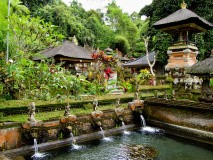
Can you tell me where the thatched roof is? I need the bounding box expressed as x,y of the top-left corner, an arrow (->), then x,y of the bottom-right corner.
33,40 -> 93,61
121,51 -> 155,67
153,8 -> 213,31
186,55 -> 213,76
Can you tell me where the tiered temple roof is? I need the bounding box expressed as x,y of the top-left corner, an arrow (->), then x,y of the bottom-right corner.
153,7 -> 213,32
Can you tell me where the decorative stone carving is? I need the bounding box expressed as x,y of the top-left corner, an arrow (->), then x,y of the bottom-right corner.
93,99 -> 98,111
135,88 -> 140,100
154,90 -> 158,98
174,78 -> 179,85
91,99 -> 103,127
114,98 -> 124,117
28,102 -> 36,122
164,90 -> 168,100
184,58 -> 189,62
174,72 -> 180,78
174,56 -> 182,60
128,102 -> 135,111
116,97 -> 120,108
185,77 -> 193,90
167,50 -> 172,56
64,102 -> 71,116
172,90 -> 176,100
183,48 -> 191,55
61,102 -> 77,123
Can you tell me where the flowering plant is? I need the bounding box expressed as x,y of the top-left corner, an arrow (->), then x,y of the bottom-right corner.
91,51 -> 118,67
119,79 -> 133,93
104,68 -> 114,79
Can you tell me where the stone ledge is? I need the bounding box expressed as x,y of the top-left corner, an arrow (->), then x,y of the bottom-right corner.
0,124 -> 138,157
147,120 -> 213,146
145,98 -> 213,111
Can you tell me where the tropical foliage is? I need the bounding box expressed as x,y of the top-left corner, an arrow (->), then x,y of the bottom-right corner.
8,14 -> 63,61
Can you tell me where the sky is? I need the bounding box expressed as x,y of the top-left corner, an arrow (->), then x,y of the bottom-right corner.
62,0 -> 152,18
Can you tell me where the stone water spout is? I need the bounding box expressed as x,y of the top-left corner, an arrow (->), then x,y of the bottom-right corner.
90,99 -> 103,127
114,98 -> 124,122
61,102 -> 77,123
22,102 -> 42,129
128,87 -> 144,111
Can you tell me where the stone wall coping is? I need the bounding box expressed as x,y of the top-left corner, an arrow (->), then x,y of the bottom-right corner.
147,120 -> 213,146
145,97 -> 213,111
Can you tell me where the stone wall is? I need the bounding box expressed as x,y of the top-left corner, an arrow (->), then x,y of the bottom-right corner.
0,127 -> 22,151
144,97 -> 213,144
144,97 -> 213,132
0,108 -> 140,152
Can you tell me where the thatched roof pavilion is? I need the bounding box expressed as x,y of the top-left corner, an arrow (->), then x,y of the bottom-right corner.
121,51 -> 164,75
186,54 -> 213,77
33,40 -> 94,75
33,40 -> 93,63
122,51 -> 156,68
187,50 -> 213,102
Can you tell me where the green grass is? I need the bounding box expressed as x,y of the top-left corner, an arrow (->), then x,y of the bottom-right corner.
0,93 -> 134,109
141,92 -> 166,98
139,84 -> 170,91
0,103 -> 129,123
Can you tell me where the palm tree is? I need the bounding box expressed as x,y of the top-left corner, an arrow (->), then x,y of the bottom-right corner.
10,0 -> 30,15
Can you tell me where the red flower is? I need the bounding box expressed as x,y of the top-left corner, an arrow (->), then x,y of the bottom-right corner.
124,87 -> 127,92
104,68 -> 114,79
76,73 -> 79,77
150,79 -> 153,86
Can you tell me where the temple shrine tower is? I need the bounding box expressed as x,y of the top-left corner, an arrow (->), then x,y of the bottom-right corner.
153,2 -> 213,80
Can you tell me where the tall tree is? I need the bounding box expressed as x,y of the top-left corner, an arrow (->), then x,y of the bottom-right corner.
20,0 -> 59,13
0,0 -> 8,66
143,36 -> 157,85
106,1 -> 138,54
10,0 -> 30,14
8,14 -> 63,60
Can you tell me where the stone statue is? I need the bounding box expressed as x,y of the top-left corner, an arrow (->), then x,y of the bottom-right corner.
116,97 -> 120,108
64,101 -> 71,116
155,90 -> 158,98
135,88 -> 140,100
93,99 -> 98,111
164,90 -> 168,100
172,90 -> 176,100
28,102 -> 36,122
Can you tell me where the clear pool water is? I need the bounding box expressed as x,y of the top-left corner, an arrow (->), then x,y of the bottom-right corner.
25,127 -> 213,160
